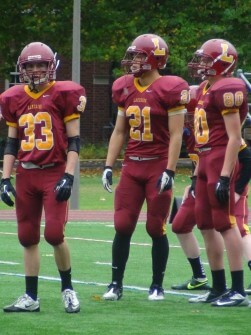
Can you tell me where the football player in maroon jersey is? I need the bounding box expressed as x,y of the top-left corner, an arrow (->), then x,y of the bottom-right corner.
171,86 -> 251,293
0,42 -> 86,313
186,39 -> 249,307
101,33 -> 190,301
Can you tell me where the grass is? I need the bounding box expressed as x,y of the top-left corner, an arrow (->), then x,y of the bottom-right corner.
0,168 -> 251,334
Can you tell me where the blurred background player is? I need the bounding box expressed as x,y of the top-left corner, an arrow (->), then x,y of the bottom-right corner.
0,42 -> 86,313
101,33 -> 189,301
171,85 -> 210,291
186,38 -> 249,307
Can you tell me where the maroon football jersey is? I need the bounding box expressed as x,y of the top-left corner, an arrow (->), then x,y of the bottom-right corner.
194,77 -> 248,150
183,86 -> 199,165
0,81 -> 86,165
112,74 -> 189,158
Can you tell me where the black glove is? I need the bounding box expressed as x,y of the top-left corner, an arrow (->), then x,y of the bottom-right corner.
189,176 -> 197,198
157,169 -> 175,194
102,166 -> 113,193
215,176 -> 230,205
54,173 -> 74,202
0,178 -> 16,207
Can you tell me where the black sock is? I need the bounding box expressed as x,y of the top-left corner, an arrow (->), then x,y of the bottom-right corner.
151,235 -> 169,287
231,270 -> 245,296
25,276 -> 38,300
188,257 -> 206,279
59,268 -> 73,292
111,233 -> 131,286
211,269 -> 227,293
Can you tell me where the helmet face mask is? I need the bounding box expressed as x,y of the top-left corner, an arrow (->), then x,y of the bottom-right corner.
121,34 -> 169,77
24,62 -> 50,86
188,39 -> 237,79
17,42 -> 58,89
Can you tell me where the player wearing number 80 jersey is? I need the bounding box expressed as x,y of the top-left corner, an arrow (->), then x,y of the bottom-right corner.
0,42 -> 86,313
102,33 -> 189,301
187,38 -> 249,307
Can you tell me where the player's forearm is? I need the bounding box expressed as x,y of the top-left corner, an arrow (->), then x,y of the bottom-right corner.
65,151 -> 79,175
166,132 -> 183,171
221,137 -> 241,177
2,155 -> 16,178
105,131 -> 125,167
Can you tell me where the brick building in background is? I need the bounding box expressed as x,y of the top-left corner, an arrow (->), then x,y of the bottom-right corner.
0,58 -> 115,148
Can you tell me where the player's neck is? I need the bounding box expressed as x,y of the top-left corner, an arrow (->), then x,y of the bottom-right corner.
207,75 -> 226,87
138,71 -> 161,87
28,82 -> 50,93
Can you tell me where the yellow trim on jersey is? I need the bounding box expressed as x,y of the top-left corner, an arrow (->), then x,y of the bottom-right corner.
229,214 -> 237,227
6,121 -> 18,128
188,153 -> 199,165
64,113 -> 80,123
239,138 -> 247,151
134,78 -> 151,92
118,108 -> 125,117
168,105 -> 186,115
221,108 -> 238,116
24,81 -> 56,99
244,223 -> 250,234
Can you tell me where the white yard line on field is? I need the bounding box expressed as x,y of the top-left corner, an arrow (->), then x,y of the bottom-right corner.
0,231 -> 206,250
0,271 -> 198,298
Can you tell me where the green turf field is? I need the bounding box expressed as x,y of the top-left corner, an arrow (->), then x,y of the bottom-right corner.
0,172 -> 251,334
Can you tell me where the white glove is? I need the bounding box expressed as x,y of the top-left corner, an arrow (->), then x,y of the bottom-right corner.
157,169 -> 175,194
102,166 -> 113,193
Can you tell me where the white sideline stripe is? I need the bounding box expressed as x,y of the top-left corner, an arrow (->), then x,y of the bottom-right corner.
0,231 -> 206,250
0,261 -> 20,265
0,272 -> 197,298
95,262 -> 111,265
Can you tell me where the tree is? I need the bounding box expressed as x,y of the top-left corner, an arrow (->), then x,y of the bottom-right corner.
0,0 -> 250,80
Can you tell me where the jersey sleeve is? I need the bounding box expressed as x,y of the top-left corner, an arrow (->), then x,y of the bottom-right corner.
212,78 -> 247,116
112,75 -> 133,108
0,86 -> 24,126
158,76 -> 190,113
54,81 -> 87,122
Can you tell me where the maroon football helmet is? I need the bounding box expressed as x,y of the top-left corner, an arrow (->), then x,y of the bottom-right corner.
18,42 -> 57,85
121,34 -> 169,77
188,39 -> 237,78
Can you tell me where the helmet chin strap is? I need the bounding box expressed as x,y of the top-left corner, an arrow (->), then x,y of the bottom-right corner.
28,74 -> 48,92
29,80 -> 39,93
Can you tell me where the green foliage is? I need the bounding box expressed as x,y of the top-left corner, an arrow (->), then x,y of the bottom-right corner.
0,1 -> 250,79
79,143 -> 108,159
79,143 -> 124,159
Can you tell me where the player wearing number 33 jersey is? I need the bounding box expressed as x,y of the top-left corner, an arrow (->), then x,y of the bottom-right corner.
0,42 -> 86,313
0,80 -> 85,165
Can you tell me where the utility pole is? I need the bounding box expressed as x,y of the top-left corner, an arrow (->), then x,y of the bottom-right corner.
70,0 -> 81,209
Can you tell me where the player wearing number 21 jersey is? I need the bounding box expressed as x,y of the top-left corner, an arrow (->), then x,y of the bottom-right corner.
102,33 -> 189,301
